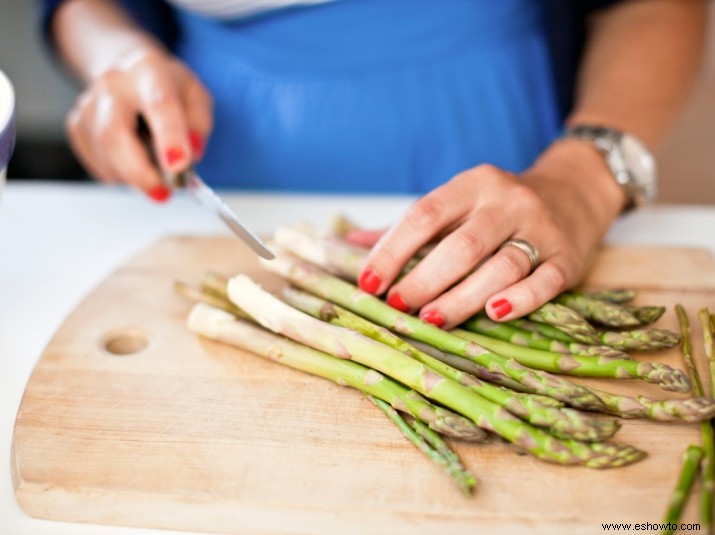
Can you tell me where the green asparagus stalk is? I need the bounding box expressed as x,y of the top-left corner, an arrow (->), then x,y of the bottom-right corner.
528,303 -> 601,344
411,340 -> 715,423
555,292 -> 641,328
586,288 -> 637,304
624,305 -> 667,325
283,285 -> 619,442
330,213 -> 362,238
589,387 -> 715,422
367,395 -> 477,496
229,274 -> 644,468
175,280 -> 245,317
462,315 -> 632,359
661,445 -> 705,535
597,328 -> 681,351
261,251 -> 608,412
451,328 -> 691,393
202,270 -> 231,300
509,318 -> 578,343
699,308 -> 714,397
187,303 -> 485,441
676,304 -> 714,532
698,308 -> 715,534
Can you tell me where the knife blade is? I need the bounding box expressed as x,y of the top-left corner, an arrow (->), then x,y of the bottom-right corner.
176,169 -> 275,260
136,117 -> 273,260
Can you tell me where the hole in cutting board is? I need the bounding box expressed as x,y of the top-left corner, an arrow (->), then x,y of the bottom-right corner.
102,327 -> 149,356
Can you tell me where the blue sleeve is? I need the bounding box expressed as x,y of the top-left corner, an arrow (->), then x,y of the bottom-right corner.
39,0 -> 178,52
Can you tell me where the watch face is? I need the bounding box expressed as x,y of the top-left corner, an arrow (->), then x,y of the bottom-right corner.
621,134 -> 657,200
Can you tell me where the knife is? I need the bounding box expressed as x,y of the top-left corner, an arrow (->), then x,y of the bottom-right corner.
173,168 -> 275,260
137,118 -> 274,260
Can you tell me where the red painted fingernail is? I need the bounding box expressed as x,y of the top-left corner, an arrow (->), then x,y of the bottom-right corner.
165,146 -> 185,167
189,131 -> 204,159
358,269 -> 381,294
387,293 -> 409,312
491,298 -> 512,319
147,185 -> 171,203
421,310 -> 445,328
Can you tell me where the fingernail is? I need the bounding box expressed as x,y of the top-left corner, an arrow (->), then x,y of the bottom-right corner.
358,269 -> 381,294
189,131 -> 204,159
491,298 -> 512,319
387,293 -> 409,312
165,146 -> 185,168
421,310 -> 445,328
147,185 -> 171,203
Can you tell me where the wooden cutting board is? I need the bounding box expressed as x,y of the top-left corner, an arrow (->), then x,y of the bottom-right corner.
11,237 -> 715,535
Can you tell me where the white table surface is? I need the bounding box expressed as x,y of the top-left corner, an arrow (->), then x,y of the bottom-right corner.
1,181 -> 714,535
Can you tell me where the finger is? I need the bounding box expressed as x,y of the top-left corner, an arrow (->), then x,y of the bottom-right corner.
65,98 -> 118,183
344,229 -> 385,248
136,70 -> 191,173
103,122 -> 169,200
484,258 -> 574,322
183,76 -> 213,161
358,181 -> 473,295
416,238 -> 539,329
384,208 -> 512,313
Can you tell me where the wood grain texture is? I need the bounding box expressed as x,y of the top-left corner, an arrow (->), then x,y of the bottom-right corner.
11,238 -> 715,535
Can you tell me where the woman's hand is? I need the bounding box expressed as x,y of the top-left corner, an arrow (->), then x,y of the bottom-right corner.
65,47 -> 213,201
356,140 -> 627,328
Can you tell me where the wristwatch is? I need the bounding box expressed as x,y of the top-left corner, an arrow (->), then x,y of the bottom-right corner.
561,125 -> 657,211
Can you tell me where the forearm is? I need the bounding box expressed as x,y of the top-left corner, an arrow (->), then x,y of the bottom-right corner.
52,0 -> 167,82
568,0 -> 708,150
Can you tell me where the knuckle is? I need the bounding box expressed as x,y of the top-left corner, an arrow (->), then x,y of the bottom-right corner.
451,229 -> 486,264
511,184 -> 544,213
497,249 -> 528,280
540,262 -> 569,293
405,196 -> 445,232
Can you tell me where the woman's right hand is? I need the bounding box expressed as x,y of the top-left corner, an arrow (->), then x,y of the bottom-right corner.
65,47 -> 213,201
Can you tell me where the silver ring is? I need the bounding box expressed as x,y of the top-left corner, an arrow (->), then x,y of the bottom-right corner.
499,239 -> 539,272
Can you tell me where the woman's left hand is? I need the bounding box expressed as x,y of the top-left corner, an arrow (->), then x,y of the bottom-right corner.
355,140 -> 627,328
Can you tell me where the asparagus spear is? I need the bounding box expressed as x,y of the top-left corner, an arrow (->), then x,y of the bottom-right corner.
261,251 -> 608,411
283,285 -> 618,442
676,304 -> 714,532
228,274 -> 644,468
368,395 -> 477,496
699,308 -> 715,397
452,328 -> 691,393
463,315 -> 632,360
330,213 -> 362,238
412,340 -> 715,423
598,328 -> 681,351
661,445 -> 705,535
187,303 -> 485,441
624,305 -> 667,325
586,288 -> 637,304
509,318 -> 578,343
555,292 -> 641,328
528,303 -> 601,344
700,308 -> 715,535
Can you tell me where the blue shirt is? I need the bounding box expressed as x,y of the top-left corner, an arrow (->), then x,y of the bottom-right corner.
40,0 -> 621,193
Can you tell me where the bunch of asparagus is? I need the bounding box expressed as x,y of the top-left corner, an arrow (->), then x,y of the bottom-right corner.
177,221 -> 715,496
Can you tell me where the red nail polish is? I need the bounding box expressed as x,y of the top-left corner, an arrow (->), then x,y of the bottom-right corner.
491,299 -> 512,319
387,293 -> 409,312
358,269 -> 381,294
147,185 -> 171,203
421,310 -> 445,328
189,131 -> 204,159
165,146 -> 185,167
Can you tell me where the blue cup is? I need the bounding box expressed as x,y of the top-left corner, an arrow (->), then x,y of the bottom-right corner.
0,70 -> 17,204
